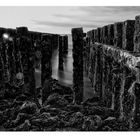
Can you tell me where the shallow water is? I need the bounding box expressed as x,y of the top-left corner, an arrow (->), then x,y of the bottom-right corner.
51,44 -> 97,101
34,43 -> 97,101
51,45 -> 73,85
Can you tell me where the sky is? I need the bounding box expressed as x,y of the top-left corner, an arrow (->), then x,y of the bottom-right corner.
0,6 -> 140,34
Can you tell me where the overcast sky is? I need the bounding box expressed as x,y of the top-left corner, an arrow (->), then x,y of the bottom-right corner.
0,6 -> 140,34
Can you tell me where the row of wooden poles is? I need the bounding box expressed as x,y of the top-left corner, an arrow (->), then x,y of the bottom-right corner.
0,26 -> 68,103
77,15 -> 140,129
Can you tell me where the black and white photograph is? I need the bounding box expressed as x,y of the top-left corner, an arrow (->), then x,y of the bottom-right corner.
0,1 -> 140,135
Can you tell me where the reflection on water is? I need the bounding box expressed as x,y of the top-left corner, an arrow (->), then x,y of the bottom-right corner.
35,43 -> 97,101
51,44 -> 73,85
51,44 -> 97,101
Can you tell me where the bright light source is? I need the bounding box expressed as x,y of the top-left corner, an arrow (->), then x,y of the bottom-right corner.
3,33 -> 9,40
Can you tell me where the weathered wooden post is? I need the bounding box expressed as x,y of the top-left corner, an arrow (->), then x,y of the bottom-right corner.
41,34 -> 52,84
133,15 -> 140,128
58,35 -> 64,70
122,20 -> 135,51
101,25 -> 113,107
92,28 -> 103,98
134,15 -> 140,52
102,26 -> 108,44
114,22 -> 123,48
97,28 -> 101,43
111,22 -> 123,117
16,27 -> 35,95
107,24 -> 114,45
72,28 -> 84,104
94,29 -> 98,43
41,34 -> 52,103
121,20 -> 136,123
0,44 -> 5,91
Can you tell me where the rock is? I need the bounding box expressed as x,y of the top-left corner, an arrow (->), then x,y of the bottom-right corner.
83,106 -> 115,119
31,115 -> 59,129
101,126 -> 113,131
0,125 -> 5,131
0,99 -> 12,111
65,104 -> 83,112
0,111 -> 7,126
68,112 -> 84,129
82,115 -> 102,131
56,127 -> 80,131
82,116 -> 95,131
0,89 -> 5,100
40,107 -> 62,116
14,120 -> 31,131
32,112 -> 51,120
101,117 -> 129,131
3,84 -> 21,99
44,93 -> 68,107
93,115 -> 102,129
62,95 -> 73,103
82,97 -> 100,106
44,93 -> 60,105
104,117 -> 116,124
7,106 -> 21,120
19,101 -> 38,114
4,113 -> 32,128
15,95 -> 28,102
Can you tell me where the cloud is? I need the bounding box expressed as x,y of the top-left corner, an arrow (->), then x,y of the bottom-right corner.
79,6 -> 140,15
32,6 -> 140,33
32,20 -> 98,28
107,6 -> 140,13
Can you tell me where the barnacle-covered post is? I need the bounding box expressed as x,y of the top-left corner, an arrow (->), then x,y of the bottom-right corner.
41,34 -> 52,84
114,22 -> 123,48
118,20 -> 135,122
0,42 -> 5,90
101,25 -> 114,107
112,22 -> 123,117
122,20 -> 135,51
72,28 -> 84,104
134,15 -> 140,52
102,26 -> 108,44
16,27 -> 35,95
41,34 -> 52,103
133,15 -> 140,128
107,24 -> 114,45
93,28 -> 103,98
97,28 -> 101,43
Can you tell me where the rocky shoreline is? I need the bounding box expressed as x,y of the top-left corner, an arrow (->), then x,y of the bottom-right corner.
0,78 -> 135,131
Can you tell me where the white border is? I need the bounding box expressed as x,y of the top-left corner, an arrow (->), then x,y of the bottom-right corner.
0,0 -> 140,140
0,0 -> 140,6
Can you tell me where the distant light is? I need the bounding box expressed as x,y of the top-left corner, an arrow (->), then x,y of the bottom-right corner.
3,33 -> 9,40
9,37 -> 13,41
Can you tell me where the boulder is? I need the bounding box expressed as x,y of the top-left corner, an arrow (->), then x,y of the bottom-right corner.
19,101 -> 38,114
44,93 -> 68,107
68,112 -> 84,129
14,120 -> 31,131
82,116 -> 95,131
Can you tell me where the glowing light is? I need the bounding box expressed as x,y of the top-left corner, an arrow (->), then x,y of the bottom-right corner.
3,33 -> 9,40
9,37 -> 13,41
